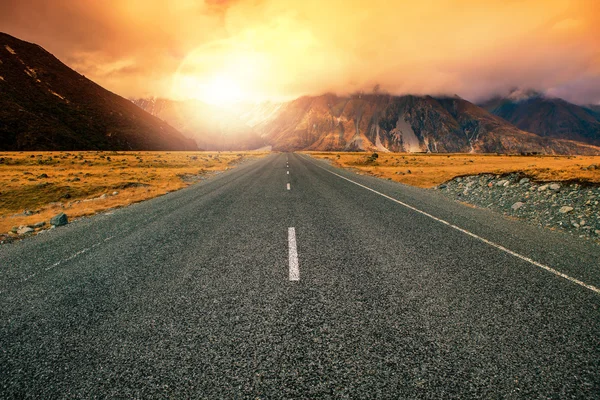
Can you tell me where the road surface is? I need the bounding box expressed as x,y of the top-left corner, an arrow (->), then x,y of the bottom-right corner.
1,153 -> 599,398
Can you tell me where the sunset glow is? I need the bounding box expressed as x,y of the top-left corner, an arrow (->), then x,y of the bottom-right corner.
202,76 -> 243,105
1,0 -> 599,104
172,74 -> 244,105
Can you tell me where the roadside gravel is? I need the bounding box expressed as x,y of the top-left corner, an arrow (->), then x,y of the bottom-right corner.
437,173 -> 600,243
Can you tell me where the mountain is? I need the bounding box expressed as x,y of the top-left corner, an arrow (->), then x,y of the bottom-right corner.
132,98 -> 268,151
254,93 -> 600,154
585,104 -> 600,117
0,32 -> 197,151
480,90 -> 600,146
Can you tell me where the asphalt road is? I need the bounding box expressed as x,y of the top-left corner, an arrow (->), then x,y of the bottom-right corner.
1,153 -> 599,398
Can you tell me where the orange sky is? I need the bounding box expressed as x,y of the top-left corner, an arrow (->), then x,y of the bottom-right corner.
1,0 -> 599,104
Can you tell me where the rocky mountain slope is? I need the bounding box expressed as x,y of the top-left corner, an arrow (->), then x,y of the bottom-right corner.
0,32 -> 197,151
587,104 -> 600,115
480,90 -> 600,146
255,93 -> 600,154
132,98 -> 267,151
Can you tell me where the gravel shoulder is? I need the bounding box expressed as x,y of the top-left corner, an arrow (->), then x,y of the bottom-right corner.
436,173 -> 600,243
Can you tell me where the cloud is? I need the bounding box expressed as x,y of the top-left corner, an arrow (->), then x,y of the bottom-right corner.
1,0 -> 599,104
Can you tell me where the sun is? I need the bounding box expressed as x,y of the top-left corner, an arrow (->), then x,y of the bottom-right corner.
200,76 -> 244,106
171,74 -> 244,106
171,42 -> 267,105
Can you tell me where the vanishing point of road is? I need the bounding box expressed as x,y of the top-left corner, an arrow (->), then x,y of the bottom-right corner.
1,153 -> 599,398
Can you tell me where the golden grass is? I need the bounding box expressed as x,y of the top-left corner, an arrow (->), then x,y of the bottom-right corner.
0,151 -> 268,236
305,152 -> 600,188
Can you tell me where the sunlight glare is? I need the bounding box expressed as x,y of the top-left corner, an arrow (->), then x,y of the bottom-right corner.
200,76 -> 243,106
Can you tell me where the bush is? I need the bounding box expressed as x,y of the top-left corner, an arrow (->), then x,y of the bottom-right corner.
365,152 -> 379,163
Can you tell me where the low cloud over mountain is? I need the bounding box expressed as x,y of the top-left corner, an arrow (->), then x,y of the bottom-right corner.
480,90 -> 600,146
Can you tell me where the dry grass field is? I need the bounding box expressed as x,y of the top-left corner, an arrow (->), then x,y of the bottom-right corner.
306,152 -> 600,188
4,150 -> 600,239
0,151 -> 267,236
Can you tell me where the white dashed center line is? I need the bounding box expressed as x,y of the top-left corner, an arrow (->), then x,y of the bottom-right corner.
287,183 -> 291,190
288,227 -> 299,281
287,171 -> 289,175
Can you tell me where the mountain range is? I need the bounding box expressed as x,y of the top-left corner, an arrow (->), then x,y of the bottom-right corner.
130,98 -> 268,151
0,32 -> 196,151
251,93 -> 600,154
480,89 -> 600,146
134,93 -> 600,155
1,31 -> 600,155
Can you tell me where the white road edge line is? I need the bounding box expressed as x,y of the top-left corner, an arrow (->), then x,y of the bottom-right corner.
304,156 -> 600,295
18,236 -> 116,285
288,227 -> 299,281
287,183 -> 291,190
